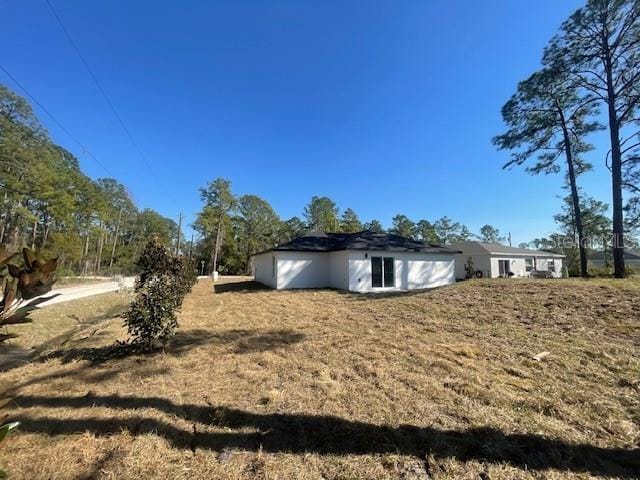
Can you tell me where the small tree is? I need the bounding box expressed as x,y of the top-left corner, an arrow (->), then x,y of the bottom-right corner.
123,239 -> 196,351
464,257 -> 476,279
125,276 -> 179,350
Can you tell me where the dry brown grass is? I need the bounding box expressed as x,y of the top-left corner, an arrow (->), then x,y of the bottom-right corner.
0,293 -> 128,371
1,278 -> 639,479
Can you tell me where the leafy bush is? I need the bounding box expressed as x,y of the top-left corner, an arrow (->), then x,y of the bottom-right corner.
123,239 -> 197,350
124,276 -> 179,350
464,256 -> 475,279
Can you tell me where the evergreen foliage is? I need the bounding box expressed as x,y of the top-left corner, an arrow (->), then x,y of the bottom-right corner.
123,239 -> 196,350
0,84 -> 180,275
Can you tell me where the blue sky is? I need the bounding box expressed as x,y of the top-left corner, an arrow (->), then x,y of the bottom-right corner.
1,0 -> 612,244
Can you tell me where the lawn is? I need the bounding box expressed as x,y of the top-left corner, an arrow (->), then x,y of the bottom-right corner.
1,278 -> 639,479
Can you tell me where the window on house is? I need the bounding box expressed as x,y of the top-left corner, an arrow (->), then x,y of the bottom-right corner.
548,259 -> 556,272
371,256 -> 395,288
271,256 -> 276,277
525,258 -> 533,272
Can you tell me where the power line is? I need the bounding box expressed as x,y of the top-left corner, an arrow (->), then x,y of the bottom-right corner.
0,63 -> 114,177
44,0 -> 163,182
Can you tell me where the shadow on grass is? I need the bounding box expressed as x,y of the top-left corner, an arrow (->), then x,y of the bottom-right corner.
9,394 -> 639,477
337,283 -> 457,301
213,281 -> 269,294
39,328 -> 305,364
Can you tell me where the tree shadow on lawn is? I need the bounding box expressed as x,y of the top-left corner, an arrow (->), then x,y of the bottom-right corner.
213,281 -> 269,294
9,393 -> 639,478
38,328 -> 305,364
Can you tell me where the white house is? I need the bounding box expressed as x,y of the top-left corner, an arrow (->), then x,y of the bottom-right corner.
451,241 -> 565,279
252,231 -> 460,292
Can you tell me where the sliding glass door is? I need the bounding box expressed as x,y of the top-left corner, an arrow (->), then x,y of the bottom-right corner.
498,259 -> 511,277
371,256 -> 395,288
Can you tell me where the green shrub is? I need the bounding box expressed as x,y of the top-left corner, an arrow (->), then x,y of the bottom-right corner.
123,239 -> 197,350
124,276 -> 178,350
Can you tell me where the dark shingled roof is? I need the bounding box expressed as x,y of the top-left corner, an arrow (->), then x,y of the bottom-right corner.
254,231 -> 461,255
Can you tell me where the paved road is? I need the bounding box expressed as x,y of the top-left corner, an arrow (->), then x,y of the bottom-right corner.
39,277 -> 135,307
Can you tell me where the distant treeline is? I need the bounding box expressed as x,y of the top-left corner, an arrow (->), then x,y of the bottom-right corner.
0,84 -> 179,275
191,178 -> 522,276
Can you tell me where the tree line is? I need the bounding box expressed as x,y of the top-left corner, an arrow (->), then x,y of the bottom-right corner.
193,179 -> 512,275
0,84 -> 180,275
494,0 -> 640,278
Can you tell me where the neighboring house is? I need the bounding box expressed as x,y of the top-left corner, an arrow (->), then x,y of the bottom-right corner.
451,241 -> 565,279
252,231 -> 460,292
589,250 -> 640,269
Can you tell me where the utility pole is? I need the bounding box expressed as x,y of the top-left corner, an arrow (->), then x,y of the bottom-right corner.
188,233 -> 194,259
508,232 -> 512,247
176,212 -> 183,255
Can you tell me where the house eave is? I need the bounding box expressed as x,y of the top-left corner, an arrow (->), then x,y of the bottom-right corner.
253,247 -> 461,256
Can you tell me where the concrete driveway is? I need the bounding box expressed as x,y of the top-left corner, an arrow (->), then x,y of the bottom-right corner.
39,277 -> 135,307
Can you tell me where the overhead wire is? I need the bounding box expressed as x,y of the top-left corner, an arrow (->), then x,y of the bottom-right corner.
0,63 -> 114,177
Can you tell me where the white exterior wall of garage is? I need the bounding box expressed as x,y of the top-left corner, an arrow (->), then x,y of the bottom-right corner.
454,253 -> 563,279
253,250 -> 456,292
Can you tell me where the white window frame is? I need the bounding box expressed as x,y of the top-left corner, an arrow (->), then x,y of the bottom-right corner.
525,258 -> 534,272
548,259 -> 556,272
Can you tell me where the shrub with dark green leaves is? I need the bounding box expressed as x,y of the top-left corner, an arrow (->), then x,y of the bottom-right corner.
123,239 -> 197,350
173,255 -> 198,303
124,276 -> 178,350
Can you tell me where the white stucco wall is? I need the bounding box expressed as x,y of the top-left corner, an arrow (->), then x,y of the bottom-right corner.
455,254 -> 491,279
489,256 -> 563,278
455,254 -> 563,279
253,252 -> 276,288
490,257 -> 527,278
276,251 -> 330,289
348,251 -> 456,292
328,251 -> 350,290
